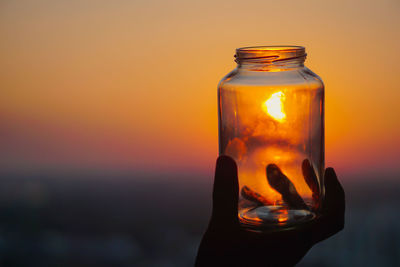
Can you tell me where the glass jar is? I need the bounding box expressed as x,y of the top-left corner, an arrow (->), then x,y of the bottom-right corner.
218,46 -> 324,231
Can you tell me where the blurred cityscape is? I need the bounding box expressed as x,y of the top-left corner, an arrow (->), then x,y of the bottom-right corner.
0,171 -> 398,266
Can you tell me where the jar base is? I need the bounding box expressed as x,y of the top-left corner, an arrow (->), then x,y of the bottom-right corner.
238,205 -> 316,232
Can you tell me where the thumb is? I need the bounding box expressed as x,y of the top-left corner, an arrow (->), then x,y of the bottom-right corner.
210,155 -> 239,229
323,167 -> 345,220
312,167 -> 345,243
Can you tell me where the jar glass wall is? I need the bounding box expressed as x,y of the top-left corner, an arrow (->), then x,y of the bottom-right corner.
218,46 -> 325,231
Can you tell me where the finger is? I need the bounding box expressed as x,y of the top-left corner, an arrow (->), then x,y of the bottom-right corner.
302,159 -> 320,198
266,164 -> 308,210
312,167 -> 345,243
241,185 -> 273,206
302,159 -> 320,209
210,155 -> 239,229
323,168 -> 345,218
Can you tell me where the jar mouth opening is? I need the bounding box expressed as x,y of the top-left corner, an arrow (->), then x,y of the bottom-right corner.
235,46 -> 306,63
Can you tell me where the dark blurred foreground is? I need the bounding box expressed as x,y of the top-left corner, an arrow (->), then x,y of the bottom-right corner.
0,171 -> 399,266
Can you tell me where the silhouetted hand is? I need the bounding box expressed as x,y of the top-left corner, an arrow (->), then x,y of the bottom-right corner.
196,156 -> 345,267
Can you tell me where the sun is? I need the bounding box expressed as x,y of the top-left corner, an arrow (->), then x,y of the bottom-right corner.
262,91 -> 286,122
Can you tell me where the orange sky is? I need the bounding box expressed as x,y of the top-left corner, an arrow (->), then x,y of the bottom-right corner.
1,0 -> 399,178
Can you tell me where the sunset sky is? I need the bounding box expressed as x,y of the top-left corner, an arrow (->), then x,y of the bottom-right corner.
1,0 -> 399,179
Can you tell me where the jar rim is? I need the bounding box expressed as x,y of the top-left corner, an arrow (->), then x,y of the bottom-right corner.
237,45 -> 305,52
235,46 -> 306,63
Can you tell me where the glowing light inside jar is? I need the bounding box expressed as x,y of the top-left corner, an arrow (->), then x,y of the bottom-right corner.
262,91 -> 286,122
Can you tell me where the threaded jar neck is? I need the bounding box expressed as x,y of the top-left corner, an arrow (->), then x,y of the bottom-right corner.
235,46 -> 306,69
